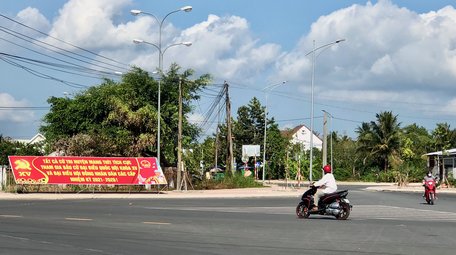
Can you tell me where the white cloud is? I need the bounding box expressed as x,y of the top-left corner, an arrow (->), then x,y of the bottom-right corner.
0,93 -> 34,122
40,0 -> 282,81
46,0 -> 134,50
442,98 -> 456,116
370,54 -> 395,75
134,14 -> 282,80
278,0 -> 456,94
16,7 -> 50,32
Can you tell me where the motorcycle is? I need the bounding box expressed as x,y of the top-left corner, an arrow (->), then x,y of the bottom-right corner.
423,179 -> 437,205
296,185 -> 352,220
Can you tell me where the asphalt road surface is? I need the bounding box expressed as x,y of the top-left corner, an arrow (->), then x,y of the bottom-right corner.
1,186 -> 456,255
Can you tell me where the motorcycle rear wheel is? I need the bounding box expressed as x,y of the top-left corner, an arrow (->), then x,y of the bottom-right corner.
296,202 -> 310,219
335,203 -> 350,220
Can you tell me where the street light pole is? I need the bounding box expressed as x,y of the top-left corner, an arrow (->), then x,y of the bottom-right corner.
305,39 -> 345,182
262,81 -> 287,183
131,6 -> 192,169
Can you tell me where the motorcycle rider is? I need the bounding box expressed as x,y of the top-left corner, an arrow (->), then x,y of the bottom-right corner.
422,172 -> 437,198
312,164 -> 337,211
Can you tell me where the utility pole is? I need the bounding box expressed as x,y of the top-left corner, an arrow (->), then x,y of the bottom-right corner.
322,110 -> 328,167
225,81 -> 234,174
177,78 -> 183,190
215,102 -> 222,170
215,123 -> 219,170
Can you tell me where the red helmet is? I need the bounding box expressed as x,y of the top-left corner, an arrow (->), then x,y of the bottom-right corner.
323,164 -> 332,174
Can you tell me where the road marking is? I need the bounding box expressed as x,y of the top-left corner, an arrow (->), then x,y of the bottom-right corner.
143,221 -> 171,225
351,205 -> 456,222
65,217 -> 93,221
145,205 -> 456,222
1,234 -> 29,241
0,214 -> 23,218
84,248 -> 104,253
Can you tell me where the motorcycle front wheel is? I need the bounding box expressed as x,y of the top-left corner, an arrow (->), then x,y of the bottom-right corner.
335,203 -> 351,220
296,202 -> 310,219
429,193 -> 435,205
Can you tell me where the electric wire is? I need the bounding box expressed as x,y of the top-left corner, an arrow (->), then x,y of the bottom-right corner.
0,13 -> 129,70
0,28 -> 125,75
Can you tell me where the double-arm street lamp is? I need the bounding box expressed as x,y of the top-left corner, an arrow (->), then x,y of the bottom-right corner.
131,6 -> 192,165
262,81 -> 287,183
305,39 -> 345,182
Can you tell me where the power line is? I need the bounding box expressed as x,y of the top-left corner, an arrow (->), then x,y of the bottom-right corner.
0,55 -> 88,88
0,13 -> 130,89
0,13 -> 129,69
0,106 -> 49,110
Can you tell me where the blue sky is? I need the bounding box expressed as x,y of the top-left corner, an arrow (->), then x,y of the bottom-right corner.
1,0 -> 456,141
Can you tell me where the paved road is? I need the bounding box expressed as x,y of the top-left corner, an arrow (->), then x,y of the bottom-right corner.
1,186 -> 456,255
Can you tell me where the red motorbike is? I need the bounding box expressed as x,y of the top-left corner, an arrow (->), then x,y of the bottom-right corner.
423,179 -> 437,205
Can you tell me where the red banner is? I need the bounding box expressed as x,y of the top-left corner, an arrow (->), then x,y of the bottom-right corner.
8,156 -> 167,185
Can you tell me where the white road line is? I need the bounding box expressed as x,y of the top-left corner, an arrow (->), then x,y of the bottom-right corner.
65,217 -> 93,221
145,205 -> 456,222
0,234 -> 29,241
84,248 -> 104,253
143,221 -> 171,225
351,205 -> 456,222
0,214 -> 23,218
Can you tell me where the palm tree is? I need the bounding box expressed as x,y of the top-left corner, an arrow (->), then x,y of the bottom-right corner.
356,111 -> 401,172
431,123 -> 454,152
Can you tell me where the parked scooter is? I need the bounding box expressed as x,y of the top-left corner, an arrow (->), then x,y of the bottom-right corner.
296,185 -> 352,220
423,179 -> 437,205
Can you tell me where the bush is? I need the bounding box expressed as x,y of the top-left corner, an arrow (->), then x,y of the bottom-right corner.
333,167 -> 352,181
196,172 -> 263,189
447,176 -> 456,187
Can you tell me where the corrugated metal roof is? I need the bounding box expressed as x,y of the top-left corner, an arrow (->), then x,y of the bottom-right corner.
425,148 -> 456,156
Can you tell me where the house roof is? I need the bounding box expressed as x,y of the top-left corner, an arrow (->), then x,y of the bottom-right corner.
14,133 -> 45,145
425,148 -> 456,156
281,124 -> 322,141
281,124 -> 306,139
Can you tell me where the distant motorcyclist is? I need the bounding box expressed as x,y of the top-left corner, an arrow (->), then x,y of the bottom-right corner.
422,172 -> 437,184
422,172 -> 437,197
312,164 -> 337,211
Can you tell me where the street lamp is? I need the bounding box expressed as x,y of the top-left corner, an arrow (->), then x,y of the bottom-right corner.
131,6 -> 192,169
262,81 -> 287,183
305,39 -> 345,182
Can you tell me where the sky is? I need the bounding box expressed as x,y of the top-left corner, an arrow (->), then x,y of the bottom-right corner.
1,0 -> 456,141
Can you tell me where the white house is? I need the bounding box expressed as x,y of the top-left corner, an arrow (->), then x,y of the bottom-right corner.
282,124 -> 323,150
425,148 -> 456,181
16,133 -> 46,145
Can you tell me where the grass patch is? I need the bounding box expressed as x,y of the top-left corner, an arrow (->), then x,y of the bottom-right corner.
196,172 -> 264,190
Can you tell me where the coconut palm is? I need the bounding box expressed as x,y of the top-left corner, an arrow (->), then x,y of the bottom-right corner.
356,111 -> 401,172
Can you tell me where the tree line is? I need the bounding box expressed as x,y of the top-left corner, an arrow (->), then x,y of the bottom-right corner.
2,67 -> 456,184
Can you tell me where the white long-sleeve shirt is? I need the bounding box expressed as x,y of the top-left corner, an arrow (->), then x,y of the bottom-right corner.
314,173 -> 337,194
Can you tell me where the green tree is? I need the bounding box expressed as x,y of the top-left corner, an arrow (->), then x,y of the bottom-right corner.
0,135 -> 44,166
210,97 -> 287,179
264,119 -> 288,179
330,132 -> 358,180
233,97 -> 265,148
401,124 -> 431,162
431,123 -> 455,152
356,111 -> 401,172
232,98 -> 265,168
41,66 -> 211,167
